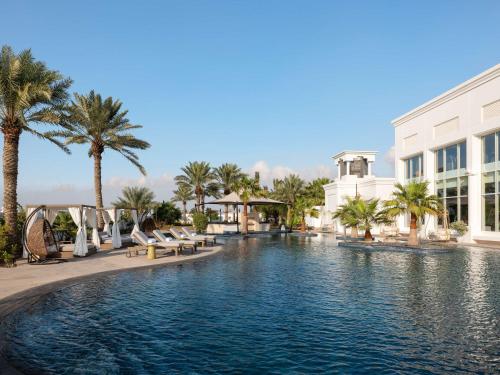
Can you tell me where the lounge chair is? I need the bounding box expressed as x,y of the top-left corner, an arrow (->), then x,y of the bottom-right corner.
131,230 -> 183,257
152,230 -> 197,253
169,227 -> 206,247
181,227 -> 216,245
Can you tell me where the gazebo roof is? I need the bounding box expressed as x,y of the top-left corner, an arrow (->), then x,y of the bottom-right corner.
206,192 -> 284,206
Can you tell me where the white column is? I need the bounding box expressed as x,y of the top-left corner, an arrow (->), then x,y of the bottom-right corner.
337,162 -> 341,179
346,161 -> 351,175
367,162 -> 372,176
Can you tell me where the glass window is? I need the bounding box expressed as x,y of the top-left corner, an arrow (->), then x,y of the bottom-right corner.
483,172 -> 495,194
459,142 -> 466,169
459,177 -> 468,196
446,144 -> 457,172
436,149 -> 444,173
483,195 -> 496,231
484,133 -> 495,164
446,198 -> 458,224
446,178 -> 457,197
404,154 -> 423,180
411,156 -> 420,178
436,180 -> 444,198
460,197 -> 468,224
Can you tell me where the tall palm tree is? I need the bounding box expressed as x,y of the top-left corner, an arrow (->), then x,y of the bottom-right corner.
0,46 -> 72,252
213,163 -> 245,221
175,161 -> 216,212
275,174 -> 305,230
171,184 -> 194,223
60,91 -> 150,228
112,186 -> 155,223
333,195 -> 362,238
304,177 -> 332,206
235,176 -> 261,235
384,181 -> 441,246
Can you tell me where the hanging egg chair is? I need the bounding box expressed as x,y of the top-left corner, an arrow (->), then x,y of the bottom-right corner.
26,218 -> 60,260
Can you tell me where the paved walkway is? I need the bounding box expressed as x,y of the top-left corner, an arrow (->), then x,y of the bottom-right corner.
0,245 -> 223,302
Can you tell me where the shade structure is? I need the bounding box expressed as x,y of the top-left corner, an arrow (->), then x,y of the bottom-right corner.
206,192 -> 284,206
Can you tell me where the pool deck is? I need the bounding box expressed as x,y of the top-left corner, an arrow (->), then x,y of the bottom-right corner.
0,245 -> 223,303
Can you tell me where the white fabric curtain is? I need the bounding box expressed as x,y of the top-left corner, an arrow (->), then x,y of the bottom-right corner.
68,207 -> 88,256
23,207 -> 42,258
44,208 -> 59,225
130,209 -> 140,239
107,208 -> 122,248
102,210 -> 111,236
85,208 -> 100,249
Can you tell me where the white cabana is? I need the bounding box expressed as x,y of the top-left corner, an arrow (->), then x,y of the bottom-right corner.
68,206 -> 88,257
85,207 -> 100,249
130,209 -> 140,240
102,210 -> 112,236
23,204 -> 97,259
107,208 -> 123,249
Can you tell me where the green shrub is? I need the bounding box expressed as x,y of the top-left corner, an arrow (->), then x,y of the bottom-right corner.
192,212 -> 209,233
155,201 -> 182,226
450,220 -> 468,236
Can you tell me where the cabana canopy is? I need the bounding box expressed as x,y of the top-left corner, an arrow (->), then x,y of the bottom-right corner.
206,192 -> 284,206
24,204 -> 97,258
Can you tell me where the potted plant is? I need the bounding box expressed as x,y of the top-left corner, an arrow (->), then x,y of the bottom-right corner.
450,220 -> 468,242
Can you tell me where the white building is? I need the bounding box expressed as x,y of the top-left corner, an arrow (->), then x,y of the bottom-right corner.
392,63 -> 500,244
324,151 -> 395,234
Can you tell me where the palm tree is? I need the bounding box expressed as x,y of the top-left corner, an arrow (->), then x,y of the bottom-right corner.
0,46 -> 72,252
175,161 -> 216,212
275,174 -> 305,230
112,186 -> 155,223
304,177 -> 332,206
333,195 -> 362,239
294,196 -> 319,232
353,198 -> 382,241
171,184 -> 194,223
235,176 -> 261,235
384,181 -> 441,246
60,91 -> 150,228
213,163 -> 246,221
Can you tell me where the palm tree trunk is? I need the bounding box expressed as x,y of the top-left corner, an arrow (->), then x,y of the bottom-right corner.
286,206 -> 292,232
182,201 -> 187,223
242,202 -> 248,235
351,226 -> 358,238
408,213 -> 419,246
300,214 -> 306,232
224,204 -> 229,222
364,229 -> 372,241
2,129 -> 21,256
93,152 -> 104,229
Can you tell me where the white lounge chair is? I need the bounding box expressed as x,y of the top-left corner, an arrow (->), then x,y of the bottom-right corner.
170,227 -> 206,246
131,230 -> 183,257
152,230 -> 197,253
181,227 -> 216,245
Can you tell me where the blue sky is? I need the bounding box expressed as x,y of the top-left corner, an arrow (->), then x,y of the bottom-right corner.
2,0 -> 500,205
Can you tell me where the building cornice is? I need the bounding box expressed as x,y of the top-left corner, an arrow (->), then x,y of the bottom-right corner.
391,64 -> 500,127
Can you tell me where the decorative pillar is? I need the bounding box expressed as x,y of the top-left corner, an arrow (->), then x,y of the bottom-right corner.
337,162 -> 341,179
367,162 -> 372,176
346,161 -> 351,175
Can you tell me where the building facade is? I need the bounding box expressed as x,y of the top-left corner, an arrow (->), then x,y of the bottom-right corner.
392,64 -> 500,244
324,151 -> 395,234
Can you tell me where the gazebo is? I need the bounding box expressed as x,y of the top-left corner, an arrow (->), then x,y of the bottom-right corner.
204,192 -> 284,233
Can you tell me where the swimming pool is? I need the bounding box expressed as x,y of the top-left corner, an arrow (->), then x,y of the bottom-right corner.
1,235 -> 499,374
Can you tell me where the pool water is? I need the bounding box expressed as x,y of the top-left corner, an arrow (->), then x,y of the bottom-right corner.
1,235 -> 499,374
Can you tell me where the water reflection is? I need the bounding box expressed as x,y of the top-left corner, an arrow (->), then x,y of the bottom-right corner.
1,235 -> 499,374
